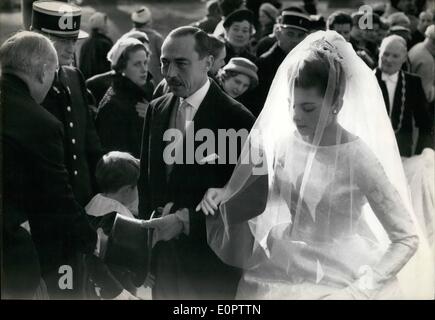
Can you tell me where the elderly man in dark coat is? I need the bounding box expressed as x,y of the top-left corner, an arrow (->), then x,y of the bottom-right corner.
1,31 -> 99,299
139,27 -> 255,299
375,35 -> 433,157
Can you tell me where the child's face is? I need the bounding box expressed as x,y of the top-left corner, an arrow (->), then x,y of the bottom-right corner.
125,185 -> 138,206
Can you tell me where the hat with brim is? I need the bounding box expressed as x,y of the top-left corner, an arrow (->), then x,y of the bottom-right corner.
278,12 -> 311,32
223,57 -> 259,88
31,0 -> 88,39
223,9 -> 255,29
131,6 -> 152,24
103,214 -> 148,278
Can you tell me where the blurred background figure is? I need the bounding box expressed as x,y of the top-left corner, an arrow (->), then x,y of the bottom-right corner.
191,0 -> 222,33
131,6 -> 164,83
375,35 -> 432,157
387,12 -> 412,47
253,11 -> 310,116
410,10 -> 434,47
383,0 -> 419,32
257,2 -> 279,39
79,12 -> 113,80
409,24 -> 435,104
326,11 -> 353,42
96,38 -> 152,158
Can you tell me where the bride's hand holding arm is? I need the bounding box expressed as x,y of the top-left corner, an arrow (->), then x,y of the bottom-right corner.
195,188 -> 226,216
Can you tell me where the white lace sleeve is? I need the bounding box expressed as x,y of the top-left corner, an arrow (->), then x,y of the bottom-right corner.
355,143 -> 419,284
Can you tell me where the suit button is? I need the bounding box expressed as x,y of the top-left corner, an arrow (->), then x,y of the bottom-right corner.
72,138 -> 76,144
69,122 -> 74,128
67,106 -> 71,112
74,170 -> 78,176
73,154 -> 77,160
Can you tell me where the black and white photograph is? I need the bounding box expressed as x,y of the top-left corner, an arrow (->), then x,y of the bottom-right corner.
1,0 -> 434,307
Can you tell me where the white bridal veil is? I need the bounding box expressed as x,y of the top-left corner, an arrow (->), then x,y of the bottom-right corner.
206,31 -> 434,299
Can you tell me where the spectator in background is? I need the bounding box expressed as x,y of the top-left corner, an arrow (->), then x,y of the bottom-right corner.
409,24 -> 435,104
217,57 -> 258,113
252,11 -> 310,116
303,0 -> 318,15
375,35 -> 432,156
192,0 -> 222,34
388,11 -> 412,28
326,11 -> 353,42
245,0 -> 282,33
258,2 -> 279,39
222,9 -> 257,63
256,6 -> 305,57
79,12 -> 113,80
131,6 -> 164,83
96,38 -> 152,159
213,0 -> 246,37
383,0 -> 419,32
308,15 -> 326,32
350,12 -> 376,68
409,10 -> 434,47
86,31 -> 153,106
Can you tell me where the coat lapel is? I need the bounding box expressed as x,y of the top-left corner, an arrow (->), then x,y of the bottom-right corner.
149,94 -> 179,191
375,68 -> 390,111
168,80 -> 219,182
391,70 -> 403,118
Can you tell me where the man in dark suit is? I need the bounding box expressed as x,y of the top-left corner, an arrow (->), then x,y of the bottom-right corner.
1,31 -> 98,299
375,35 -> 433,157
139,26 -> 255,299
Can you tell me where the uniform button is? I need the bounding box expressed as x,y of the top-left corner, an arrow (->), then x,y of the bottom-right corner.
73,154 -> 77,160
67,106 -> 71,112
72,138 -> 76,144
69,122 -> 74,128
74,170 -> 78,176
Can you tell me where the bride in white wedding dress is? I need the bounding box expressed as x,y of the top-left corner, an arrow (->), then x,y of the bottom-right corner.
196,31 -> 434,299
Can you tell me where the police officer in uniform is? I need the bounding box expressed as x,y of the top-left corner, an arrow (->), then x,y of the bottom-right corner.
30,0 -> 104,298
31,1 -> 103,207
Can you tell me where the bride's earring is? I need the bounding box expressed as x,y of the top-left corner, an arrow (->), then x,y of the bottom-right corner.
332,109 -> 338,115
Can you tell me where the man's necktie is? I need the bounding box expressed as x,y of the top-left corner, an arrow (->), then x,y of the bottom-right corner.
176,99 -> 193,134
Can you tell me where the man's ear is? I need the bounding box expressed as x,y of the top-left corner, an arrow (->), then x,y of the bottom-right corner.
204,54 -> 214,72
37,64 -> 47,84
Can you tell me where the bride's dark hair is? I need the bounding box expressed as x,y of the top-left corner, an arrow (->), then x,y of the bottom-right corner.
294,48 -> 346,107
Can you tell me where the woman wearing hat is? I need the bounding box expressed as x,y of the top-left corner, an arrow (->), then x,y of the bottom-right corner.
96,38 -> 152,158
223,9 -> 257,64
217,57 -> 258,112
258,3 -> 279,39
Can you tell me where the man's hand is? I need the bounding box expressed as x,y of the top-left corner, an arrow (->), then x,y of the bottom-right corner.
95,227 -> 109,258
141,203 -> 185,244
135,101 -> 149,118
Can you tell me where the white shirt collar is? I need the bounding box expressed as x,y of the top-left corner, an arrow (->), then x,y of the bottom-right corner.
180,78 -> 210,111
85,193 -> 135,219
382,71 -> 399,83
